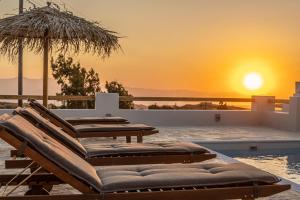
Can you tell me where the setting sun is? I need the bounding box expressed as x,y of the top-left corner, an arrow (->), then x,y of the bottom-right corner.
230,60 -> 277,96
243,73 -> 263,91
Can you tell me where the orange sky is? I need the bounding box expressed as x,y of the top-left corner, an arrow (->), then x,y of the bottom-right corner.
1,0 -> 300,98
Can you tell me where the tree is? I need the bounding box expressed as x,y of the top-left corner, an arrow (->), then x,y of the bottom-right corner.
105,81 -> 134,109
217,101 -> 228,110
51,54 -> 101,109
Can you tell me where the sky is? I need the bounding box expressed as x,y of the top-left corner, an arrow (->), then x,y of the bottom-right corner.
0,0 -> 300,98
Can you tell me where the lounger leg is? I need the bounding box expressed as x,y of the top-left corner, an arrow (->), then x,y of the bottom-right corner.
137,135 -> 143,143
113,136 -> 117,140
25,185 -> 50,195
126,136 -> 131,143
43,184 -> 53,192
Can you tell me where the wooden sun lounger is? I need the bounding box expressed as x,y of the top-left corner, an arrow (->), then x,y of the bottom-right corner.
28,99 -> 157,142
6,111 -> 216,169
0,115 -> 291,199
6,152 -> 216,169
27,99 -> 130,125
65,116 -> 130,125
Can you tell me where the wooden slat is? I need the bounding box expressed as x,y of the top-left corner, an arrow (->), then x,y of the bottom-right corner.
101,184 -> 290,200
0,184 -> 290,200
5,153 -> 217,168
76,130 -> 158,139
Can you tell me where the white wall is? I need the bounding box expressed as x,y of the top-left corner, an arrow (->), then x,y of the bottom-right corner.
1,88 -> 300,131
261,112 -> 291,131
118,110 -> 258,126
50,94 -> 261,126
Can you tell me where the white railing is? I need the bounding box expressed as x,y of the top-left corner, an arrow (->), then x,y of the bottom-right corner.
0,93 -> 297,131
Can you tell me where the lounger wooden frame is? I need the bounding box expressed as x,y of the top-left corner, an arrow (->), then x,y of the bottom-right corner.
29,103 -> 157,143
0,127 -> 291,200
0,174 -> 63,187
74,130 -> 158,143
66,119 -> 130,125
0,184 -> 291,200
6,150 -> 217,169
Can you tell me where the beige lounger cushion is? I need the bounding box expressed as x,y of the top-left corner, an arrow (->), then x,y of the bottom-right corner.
0,115 -> 281,194
75,124 -> 155,132
14,107 -> 87,157
29,99 -> 155,135
85,142 -> 210,157
97,162 -> 281,192
29,99 -> 79,134
15,108 -> 210,158
0,115 -> 102,192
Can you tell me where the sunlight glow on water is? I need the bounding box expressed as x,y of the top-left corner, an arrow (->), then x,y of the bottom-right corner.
234,154 -> 300,184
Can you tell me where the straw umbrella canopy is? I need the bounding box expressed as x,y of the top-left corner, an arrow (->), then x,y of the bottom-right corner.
0,3 -> 120,106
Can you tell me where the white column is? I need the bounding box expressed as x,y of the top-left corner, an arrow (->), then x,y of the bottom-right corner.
95,93 -> 119,116
294,82 -> 300,97
288,96 -> 300,131
251,96 -> 275,112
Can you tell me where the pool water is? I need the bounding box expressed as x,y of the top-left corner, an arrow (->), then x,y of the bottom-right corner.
221,149 -> 300,185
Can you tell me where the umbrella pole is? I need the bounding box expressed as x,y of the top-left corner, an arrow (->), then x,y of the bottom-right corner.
43,39 -> 49,107
18,0 -> 24,107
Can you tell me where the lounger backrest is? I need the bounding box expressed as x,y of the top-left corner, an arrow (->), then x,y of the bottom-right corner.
14,107 -> 87,158
0,115 -> 102,192
28,99 -> 78,137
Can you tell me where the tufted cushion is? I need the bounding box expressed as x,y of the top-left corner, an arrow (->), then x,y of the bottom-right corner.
13,109 -> 209,159
97,162 -> 281,192
85,142 -> 209,157
29,99 -> 79,135
0,114 -> 281,194
14,107 -> 87,157
29,99 -> 156,134
74,123 -> 155,132
65,116 -> 128,125
0,115 -> 102,192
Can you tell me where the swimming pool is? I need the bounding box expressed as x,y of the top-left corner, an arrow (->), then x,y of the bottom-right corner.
220,149 -> 300,185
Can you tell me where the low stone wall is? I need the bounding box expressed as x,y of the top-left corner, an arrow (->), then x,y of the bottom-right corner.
0,92 -> 300,131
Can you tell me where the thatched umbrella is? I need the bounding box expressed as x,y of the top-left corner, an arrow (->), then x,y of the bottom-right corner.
0,3 -> 120,106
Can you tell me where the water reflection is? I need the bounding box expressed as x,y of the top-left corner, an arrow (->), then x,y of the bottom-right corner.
222,149 -> 300,184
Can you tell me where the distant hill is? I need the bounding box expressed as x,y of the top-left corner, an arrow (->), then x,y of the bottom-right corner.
0,78 -> 59,95
0,77 -> 241,97
127,87 -> 207,97
127,87 -> 241,97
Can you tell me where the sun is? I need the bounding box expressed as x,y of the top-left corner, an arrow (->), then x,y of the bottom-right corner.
230,60 -> 276,95
243,72 -> 263,90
